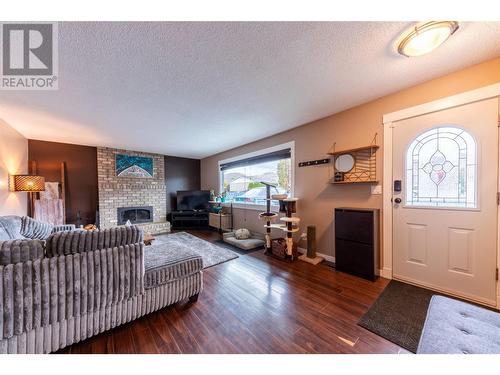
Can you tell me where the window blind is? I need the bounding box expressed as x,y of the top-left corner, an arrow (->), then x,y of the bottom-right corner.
219,148 -> 291,171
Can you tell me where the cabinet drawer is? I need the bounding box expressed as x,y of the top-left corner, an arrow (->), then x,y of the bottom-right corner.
335,239 -> 375,281
335,209 -> 374,244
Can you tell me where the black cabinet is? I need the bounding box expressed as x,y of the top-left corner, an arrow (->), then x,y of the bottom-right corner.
171,210 -> 209,230
335,207 -> 379,281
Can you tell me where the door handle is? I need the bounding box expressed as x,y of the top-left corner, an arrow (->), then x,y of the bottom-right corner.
394,198 -> 402,204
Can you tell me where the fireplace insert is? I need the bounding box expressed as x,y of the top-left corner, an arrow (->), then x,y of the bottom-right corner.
117,206 -> 153,225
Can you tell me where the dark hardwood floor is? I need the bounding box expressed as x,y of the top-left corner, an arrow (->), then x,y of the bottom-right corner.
58,230 -> 407,354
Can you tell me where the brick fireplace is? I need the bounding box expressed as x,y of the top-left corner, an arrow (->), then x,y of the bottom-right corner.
97,147 -> 170,234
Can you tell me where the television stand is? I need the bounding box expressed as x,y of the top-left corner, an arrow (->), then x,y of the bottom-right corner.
171,210 -> 209,230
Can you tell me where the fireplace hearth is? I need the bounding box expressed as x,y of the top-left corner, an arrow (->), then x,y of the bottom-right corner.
117,206 -> 153,225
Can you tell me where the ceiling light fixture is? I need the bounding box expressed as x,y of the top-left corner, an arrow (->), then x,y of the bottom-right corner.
397,21 -> 459,57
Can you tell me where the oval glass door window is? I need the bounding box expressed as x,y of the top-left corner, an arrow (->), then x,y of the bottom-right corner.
405,126 -> 477,208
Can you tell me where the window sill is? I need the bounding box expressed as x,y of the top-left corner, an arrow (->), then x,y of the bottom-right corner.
219,202 -> 280,212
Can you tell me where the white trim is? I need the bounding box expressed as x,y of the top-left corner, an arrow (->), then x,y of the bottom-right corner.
217,140 -> 295,196
382,121 -> 394,279
297,248 -> 389,278
380,267 -> 393,279
383,83 -> 500,123
383,84 -> 500,307
497,103 -> 500,310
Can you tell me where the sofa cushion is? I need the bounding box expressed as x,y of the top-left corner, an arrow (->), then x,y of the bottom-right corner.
144,243 -> 203,289
0,216 -> 24,240
45,226 -> 143,257
20,216 -> 54,240
0,239 -> 45,265
417,295 -> 500,354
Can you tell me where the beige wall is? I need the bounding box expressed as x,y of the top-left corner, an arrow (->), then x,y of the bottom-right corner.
201,57 -> 500,258
0,120 -> 28,216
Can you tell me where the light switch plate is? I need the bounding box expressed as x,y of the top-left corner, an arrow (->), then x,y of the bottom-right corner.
371,184 -> 382,195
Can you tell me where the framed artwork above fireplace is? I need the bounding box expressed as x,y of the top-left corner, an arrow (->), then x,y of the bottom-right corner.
115,154 -> 154,178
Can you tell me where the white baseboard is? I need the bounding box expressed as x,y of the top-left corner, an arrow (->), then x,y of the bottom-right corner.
297,248 -> 392,281
379,267 -> 392,280
297,247 -> 335,263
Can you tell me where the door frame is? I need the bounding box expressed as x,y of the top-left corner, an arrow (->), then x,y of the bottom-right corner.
382,83 -> 500,307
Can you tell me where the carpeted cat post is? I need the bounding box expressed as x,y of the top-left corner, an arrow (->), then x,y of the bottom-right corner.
299,225 -> 323,265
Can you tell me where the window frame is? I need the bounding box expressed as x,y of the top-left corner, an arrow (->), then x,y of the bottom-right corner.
218,141 -> 295,210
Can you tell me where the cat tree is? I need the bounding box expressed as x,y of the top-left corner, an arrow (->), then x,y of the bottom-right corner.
258,182 -> 299,261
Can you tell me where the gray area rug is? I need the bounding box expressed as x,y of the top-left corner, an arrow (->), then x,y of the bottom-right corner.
152,231 -> 238,268
358,280 -> 438,353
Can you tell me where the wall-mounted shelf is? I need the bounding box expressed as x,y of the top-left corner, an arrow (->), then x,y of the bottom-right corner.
330,179 -> 379,185
329,135 -> 379,185
327,145 -> 379,156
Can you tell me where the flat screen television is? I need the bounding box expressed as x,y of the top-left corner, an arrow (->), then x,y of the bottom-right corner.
176,190 -> 210,211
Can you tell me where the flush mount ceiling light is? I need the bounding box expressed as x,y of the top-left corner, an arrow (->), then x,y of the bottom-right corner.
397,21 -> 459,57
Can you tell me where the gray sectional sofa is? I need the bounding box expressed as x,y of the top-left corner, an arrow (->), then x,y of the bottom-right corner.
0,216 -> 203,354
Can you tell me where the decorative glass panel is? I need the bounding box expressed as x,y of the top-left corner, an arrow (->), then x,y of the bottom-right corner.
405,126 -> 477,208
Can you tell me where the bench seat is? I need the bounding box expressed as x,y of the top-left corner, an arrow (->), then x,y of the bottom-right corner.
417,295 -> 500,354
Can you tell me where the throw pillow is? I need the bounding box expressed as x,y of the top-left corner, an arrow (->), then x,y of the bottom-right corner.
235,228 -> 250,240
20,216 -> 54,240
0,221 -> 10,240
0,216 -> 24,240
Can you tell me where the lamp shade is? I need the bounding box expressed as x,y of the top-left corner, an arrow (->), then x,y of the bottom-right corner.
9,175 -> 45,192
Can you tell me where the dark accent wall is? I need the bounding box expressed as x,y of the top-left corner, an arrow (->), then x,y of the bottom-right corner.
28,140 -> 201,226
164,156 -> 201,214
28,140 -> 98,225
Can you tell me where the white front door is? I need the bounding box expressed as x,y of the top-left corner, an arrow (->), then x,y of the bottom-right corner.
392,98 -> 499,306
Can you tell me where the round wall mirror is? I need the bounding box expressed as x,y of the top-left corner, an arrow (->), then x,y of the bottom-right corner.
335,154 -> 355,172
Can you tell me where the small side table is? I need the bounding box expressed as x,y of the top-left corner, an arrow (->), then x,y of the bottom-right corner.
208,201 -> 233,234
143,233 -> 155,246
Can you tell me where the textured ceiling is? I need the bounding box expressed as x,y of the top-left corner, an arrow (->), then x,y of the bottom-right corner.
1,22 -> 500,158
